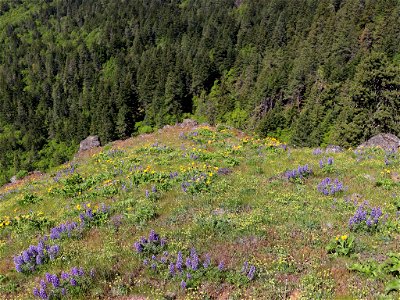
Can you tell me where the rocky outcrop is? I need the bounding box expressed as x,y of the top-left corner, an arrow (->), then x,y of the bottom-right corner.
358,133 -> 400,151
79,136 -> 100,152
179,119 -> 198,127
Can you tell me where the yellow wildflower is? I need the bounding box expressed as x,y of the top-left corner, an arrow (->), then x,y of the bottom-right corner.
341,235 -> 348,241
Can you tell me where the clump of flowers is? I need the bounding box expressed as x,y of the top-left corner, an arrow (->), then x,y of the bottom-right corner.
241,261 -> 256,280
133,229 -> 167,255
181,172 -> 213,194
78,203 -> 110,228
319,157 -> 336,174
133,230 -> 226,290
317,178 -> 344,195
285,165 -> 312,182
32,267 -> 95,299
326,234 -> 355,256
349,201 -> 386,231
312,148 -> 323,155
14,239 -> 60,273
319,157 -> 333,168
49,222 -> 79,240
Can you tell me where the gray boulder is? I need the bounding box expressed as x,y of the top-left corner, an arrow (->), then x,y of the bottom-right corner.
79,135 -> 100,152
180,119 -> 198,127
358,133 -> 400,151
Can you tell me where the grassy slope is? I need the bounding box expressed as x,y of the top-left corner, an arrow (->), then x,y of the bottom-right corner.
0,125 -> 399,299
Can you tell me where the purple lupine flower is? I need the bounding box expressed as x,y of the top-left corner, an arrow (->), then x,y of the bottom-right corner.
185,257 -> 192,269
151,263 -> 157,270
39,288 -> 48,299
190,248 -> 199,270
152,255 -> 157,260
79,213 -> 85,224
39,280 -> 47,290
181,182 -> 188,193
48,245 -> 60,260
145,190 -> 150,198
61,288 -> 66,296
218,261 -> 224,271
160,238 -> 167,247
90,268 -> 95,278
143,259 -> 149,266
169,262 -> 175,275
176,251 -> 183,271
85,208 -> 93,219
186,273 -> 192,279
133,242 -> 143,253
61,272 -> 69,280
71,267 -> 79,276
148,230 -> 159,242
13,256 -> 23,272
33,287 -> 40,297
70,278 -> 77,286
22,250 -> 31,263
180,280 -> 186,289
151,186 -> 157,193
51,275 -> 60,288
247,265 -> 256,280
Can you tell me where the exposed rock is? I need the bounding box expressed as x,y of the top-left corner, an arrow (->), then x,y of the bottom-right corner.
10,176 -> 17,183
391,172 -> 400,183
163,292 -> 176,300
358,133 -> 400,151
79,135 -> 100,152
325,145 -> 344,153
180,119 -> 198,127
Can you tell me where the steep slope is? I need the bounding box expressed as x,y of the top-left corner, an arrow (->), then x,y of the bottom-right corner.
0,125 -> 400,299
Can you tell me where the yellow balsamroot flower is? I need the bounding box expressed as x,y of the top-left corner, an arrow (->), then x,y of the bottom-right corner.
208,172 -> 213,177
75,204 -> 81,210
335,236 -> 339,241
341,235 -> 348,241
87,203 -> 91,208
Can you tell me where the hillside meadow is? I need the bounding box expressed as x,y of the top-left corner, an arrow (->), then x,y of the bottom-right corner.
0,125 -> 399,299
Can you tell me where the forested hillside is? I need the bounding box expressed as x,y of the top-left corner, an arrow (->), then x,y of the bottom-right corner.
0,0 -> 399,184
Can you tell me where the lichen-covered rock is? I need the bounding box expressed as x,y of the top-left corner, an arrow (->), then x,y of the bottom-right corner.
358,133 -> 400,151
180,119 -> 198,127
79,136 -> 100,152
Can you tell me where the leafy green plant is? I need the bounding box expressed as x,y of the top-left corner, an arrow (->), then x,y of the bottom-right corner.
326,234 -> 355,256
17,193 -> 42,206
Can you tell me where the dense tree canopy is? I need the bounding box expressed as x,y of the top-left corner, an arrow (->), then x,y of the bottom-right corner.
0,0 -> 399,184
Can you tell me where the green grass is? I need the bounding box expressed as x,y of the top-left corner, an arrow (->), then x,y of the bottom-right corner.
0,125 -> 399,299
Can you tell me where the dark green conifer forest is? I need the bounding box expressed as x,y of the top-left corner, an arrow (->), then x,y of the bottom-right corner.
0,0 -> 399,184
